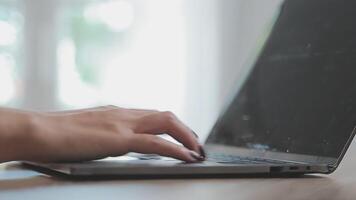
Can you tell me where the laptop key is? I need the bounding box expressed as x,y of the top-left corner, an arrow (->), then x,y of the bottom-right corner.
207,153 -> 289,165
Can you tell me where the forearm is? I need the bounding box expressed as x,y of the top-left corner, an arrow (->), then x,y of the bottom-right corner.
0,108 -> 39,163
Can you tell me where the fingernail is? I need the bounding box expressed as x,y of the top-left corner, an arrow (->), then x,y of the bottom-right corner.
199,145 -> 206,158
189,150 -> 204,161
185,151 -> 198,163
192,130 -> 199,138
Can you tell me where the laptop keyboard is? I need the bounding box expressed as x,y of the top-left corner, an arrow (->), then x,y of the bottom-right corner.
131,153 -> 290,165
207,153 -> 290,165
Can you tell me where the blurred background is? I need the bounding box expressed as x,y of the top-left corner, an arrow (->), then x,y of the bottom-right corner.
0,0 -> 282,140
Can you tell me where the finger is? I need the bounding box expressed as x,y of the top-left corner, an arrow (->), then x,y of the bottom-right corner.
134,111 -> 200,154
128,134 -> 204,162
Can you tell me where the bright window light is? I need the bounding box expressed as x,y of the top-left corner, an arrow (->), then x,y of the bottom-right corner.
57,38 -> 99,107
59,0 -> 187,118
84,0 -> 134,32
100,0 -> 187,114
0,54 -> 15,104
0,20 -> 17,46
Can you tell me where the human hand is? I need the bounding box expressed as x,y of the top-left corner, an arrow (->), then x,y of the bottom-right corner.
26,106 -> 205,163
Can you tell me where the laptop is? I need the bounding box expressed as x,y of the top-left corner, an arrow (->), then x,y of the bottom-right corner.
24,0 -> 356,178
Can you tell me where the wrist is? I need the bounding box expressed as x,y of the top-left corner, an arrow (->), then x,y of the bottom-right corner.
0,110 -> 44,162
15,112 -> 49,162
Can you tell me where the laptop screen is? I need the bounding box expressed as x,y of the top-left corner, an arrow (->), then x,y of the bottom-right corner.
207,0 -> 356,158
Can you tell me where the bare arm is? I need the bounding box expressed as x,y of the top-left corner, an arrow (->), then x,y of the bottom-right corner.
0,106 -> 204,163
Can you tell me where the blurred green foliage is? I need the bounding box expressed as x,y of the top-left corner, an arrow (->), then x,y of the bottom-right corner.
68,6 -> 126,85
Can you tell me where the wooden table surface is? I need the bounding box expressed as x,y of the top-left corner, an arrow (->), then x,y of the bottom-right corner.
1,142 -> 356,200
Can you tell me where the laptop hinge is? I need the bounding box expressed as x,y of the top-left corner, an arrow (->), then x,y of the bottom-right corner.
327,164 -> 337,173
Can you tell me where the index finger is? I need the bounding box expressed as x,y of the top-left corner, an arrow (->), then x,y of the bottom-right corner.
128,134 -> 204,162
134,111 -> 201,154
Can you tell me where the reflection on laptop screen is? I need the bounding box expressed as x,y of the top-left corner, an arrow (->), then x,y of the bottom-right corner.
207,0 -> 356,158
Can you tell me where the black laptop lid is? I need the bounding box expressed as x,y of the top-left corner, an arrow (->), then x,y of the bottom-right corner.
207,0 -> 356,161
